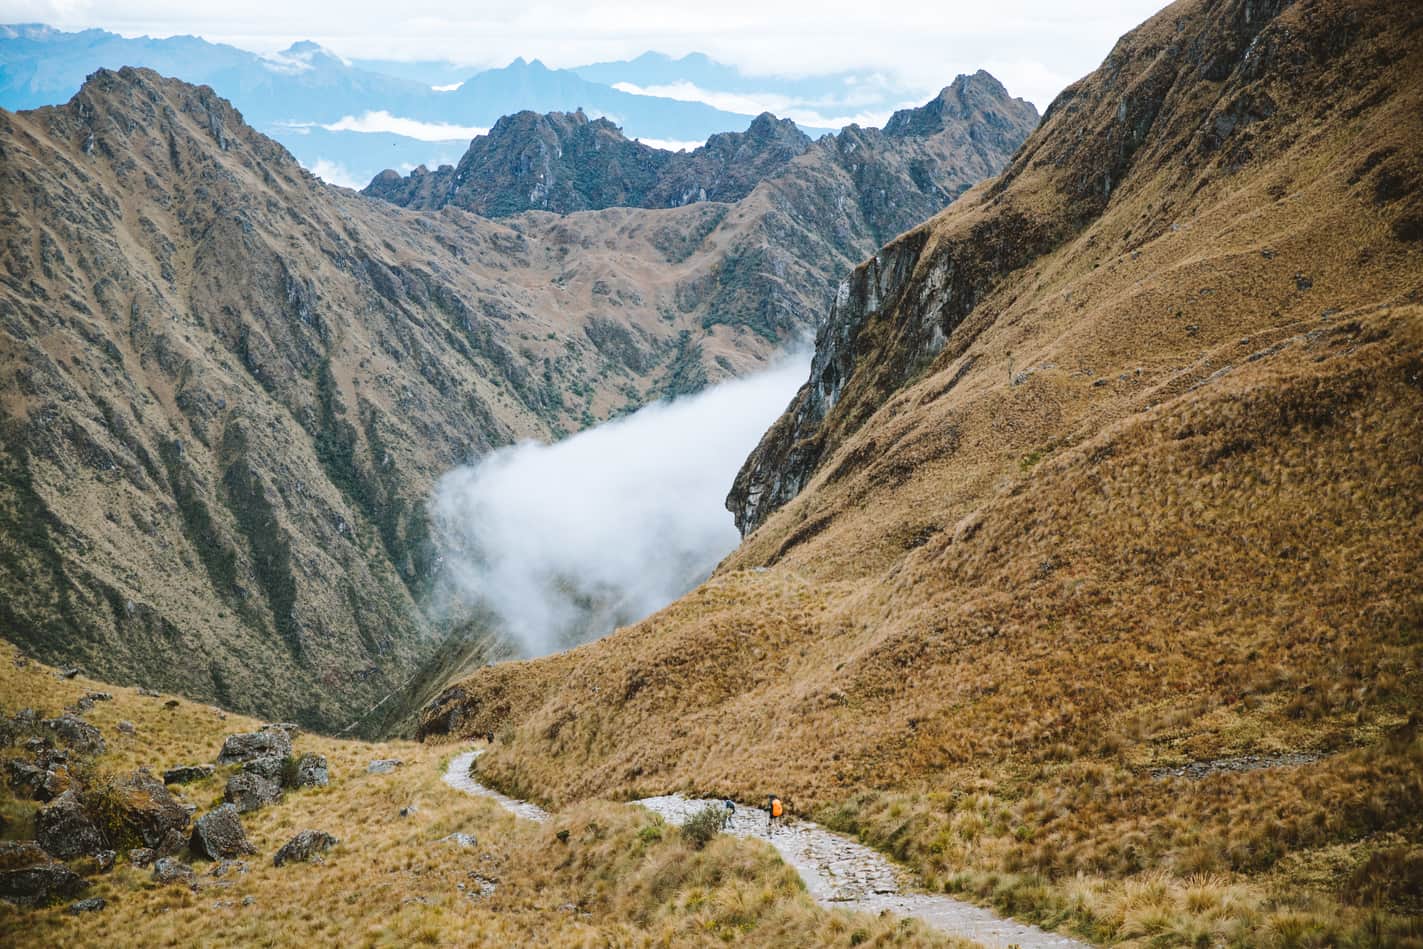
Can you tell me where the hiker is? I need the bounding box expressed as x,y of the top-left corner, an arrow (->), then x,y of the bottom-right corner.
767,794 -> 784,834
486,731 -> 495,744
722,798 -> 735,829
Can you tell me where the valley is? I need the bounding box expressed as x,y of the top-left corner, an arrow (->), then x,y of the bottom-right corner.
1,0 -> 1421,944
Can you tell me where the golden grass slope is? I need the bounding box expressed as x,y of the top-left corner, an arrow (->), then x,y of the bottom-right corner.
0,644 -> 962,948
425,0 -> 1423,943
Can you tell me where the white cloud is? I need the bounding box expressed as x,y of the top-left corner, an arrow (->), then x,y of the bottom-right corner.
37,1 -> 1171,111
633,136 -> 705,153
305,158 -> 363,188
612,80 -> 901,130
320,111 -> 487,141
431,352 -> 808,657
431,81 -> 463,92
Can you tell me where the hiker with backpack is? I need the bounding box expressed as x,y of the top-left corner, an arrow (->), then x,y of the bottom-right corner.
722,798 -> 735,829
766,794 -> 784,834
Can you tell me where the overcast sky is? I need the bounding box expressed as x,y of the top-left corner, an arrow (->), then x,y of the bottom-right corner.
3,0 -> 1169,110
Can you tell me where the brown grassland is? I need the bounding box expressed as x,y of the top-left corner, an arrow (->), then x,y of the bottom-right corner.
427,0 -> 1423,944
0,643 -> 960,947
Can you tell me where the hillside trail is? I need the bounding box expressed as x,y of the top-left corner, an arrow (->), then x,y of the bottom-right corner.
442,750 -> 1088,948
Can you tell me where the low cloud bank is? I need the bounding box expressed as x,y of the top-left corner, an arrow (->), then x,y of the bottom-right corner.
431,354 -> 808,657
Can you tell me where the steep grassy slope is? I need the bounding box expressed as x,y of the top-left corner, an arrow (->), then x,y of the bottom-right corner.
0,645 -> 958,947
423,0 -> 1423,942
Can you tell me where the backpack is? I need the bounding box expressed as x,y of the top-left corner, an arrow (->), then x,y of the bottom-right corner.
771,798 -> 783,818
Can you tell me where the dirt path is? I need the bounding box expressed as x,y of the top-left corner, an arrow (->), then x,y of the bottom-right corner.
442,751 -> 1089,948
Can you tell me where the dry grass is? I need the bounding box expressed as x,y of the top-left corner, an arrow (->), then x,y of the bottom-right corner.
0,643 -> 963,947
424,0 -> 1423,944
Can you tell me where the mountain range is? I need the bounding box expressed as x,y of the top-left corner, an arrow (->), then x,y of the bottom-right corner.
0,25 -> 901,185
0,64 -> 1034,732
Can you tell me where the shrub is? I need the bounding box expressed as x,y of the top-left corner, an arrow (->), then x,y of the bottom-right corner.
680,805 -> 725,850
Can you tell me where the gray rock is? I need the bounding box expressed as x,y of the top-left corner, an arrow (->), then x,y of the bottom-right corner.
93,850 -> 116,873
40,715 -> 105,756
262,722 -> 301,739
366,758 -> 402,774
138,687 -> 160,697
59,667 -> 80,679
224,772 -> 282,813
127,847 -> 156,867
441,833 -> 477,848
66,897 -> 106,914
111,770 -> 190,848
151,857 -> 196,887
164,764 -> 215,785
216,729 -> 291,765
292,752 -> 328,788
6,759 -> 62,801
156,828 -> 187,857
242,755 -> 285,784
0,856 -> 89,908
117,720 -> 135,735
36,790 -> 104,858
273,830 -> 337,867
190,804 -> 255,860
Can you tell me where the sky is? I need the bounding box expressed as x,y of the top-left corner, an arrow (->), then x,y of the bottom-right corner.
2,0 -> 1169,111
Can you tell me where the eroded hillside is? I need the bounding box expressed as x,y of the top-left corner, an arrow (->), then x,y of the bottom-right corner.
424,0 -> 1423,942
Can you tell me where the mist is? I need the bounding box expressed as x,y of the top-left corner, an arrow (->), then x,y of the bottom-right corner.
430,353 -> 809,657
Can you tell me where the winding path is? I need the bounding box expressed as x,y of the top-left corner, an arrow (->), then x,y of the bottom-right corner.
443,750 -> 1088,949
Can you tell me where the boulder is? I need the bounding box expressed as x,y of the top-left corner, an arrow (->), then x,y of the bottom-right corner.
111,770 -> 190,848
292,752 -> 328,788
6,759 -> 63,801
273,830 -> 337,867
216,729 -> 291,765
156,828 -> 187,857
127,847 -> 156,867
117,721 -> 135,735
1,842 -> 90,909
224,772 -> 282,813
262,723 -> 301,739
36,790 -> 104,858
241,755 -> 285,784
40,715 -> 104,756
163,764 -> 214,785
366,759 -> 402,774
151,856 -> 196,887
66,897 -> 106,914
190,805 -> 255,860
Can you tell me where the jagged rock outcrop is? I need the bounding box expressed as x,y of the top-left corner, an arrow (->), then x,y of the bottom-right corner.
292,752 -> 328,788
35,791 -> 103,858
162,764 -> 213,785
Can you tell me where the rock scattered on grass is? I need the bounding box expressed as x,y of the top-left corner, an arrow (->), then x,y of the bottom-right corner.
273,830 -> 337,867
190,804 -> 256,860
66,897 -> 106,914
163,764 -> 214,785
224,772 -> 283,813
367,759 -> 402,774
151,856 -> 196,888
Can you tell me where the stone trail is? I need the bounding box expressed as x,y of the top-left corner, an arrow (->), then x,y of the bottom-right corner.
441,750 -> 1089,948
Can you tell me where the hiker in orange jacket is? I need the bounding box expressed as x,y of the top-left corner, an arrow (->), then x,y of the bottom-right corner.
766,794 -> 784,834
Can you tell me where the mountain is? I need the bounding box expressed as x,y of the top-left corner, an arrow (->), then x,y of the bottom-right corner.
362,109 -> 816,215
0,61 -> 1032,733
365,72 -> 1037,229
0,25 -> 825,185
420,0 -> 1423,942
0,67 -> 801,732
